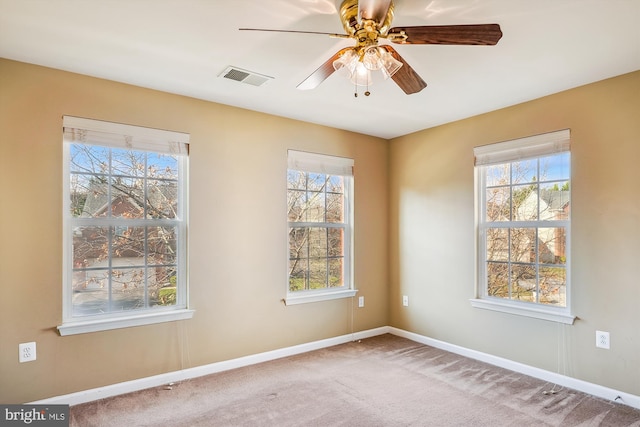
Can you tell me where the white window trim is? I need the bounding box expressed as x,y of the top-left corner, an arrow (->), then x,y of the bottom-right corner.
57,309 -> 195,336
285,150 -> 355,305
59,116 -> 193,335
472,129 -> 575,324
469,299 -> 575,324
284,289 -> 358,306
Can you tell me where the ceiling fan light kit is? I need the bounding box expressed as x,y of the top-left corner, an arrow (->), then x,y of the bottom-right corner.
240,0 -> 502,96
332,46 -> 402,86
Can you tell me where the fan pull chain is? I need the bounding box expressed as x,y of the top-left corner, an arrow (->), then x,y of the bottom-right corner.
353,75 -> 371,98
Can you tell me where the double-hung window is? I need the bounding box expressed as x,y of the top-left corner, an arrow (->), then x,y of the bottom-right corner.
472,130 -> 574,324
59,116 -> 193,335
286,150 -> 356,305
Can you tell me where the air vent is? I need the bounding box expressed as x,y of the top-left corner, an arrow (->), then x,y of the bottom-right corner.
219,66 -> 274,87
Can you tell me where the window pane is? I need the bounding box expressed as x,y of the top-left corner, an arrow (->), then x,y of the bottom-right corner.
486,228 -> 508,261
287,189 -> 306,222
308,228 -> 327,258
510,228 -> 536,263
150,266 -> 177,307
73,226 -> 109,273
538,227 -> 566,264
539,266 -> 566,307
287,170 -> 306,190
111,267 -> 145,311
70,144 -> 109,174
511,264 -> 536,302
111,177 -> 144,219
307,173 -> 326,191
486,164 -> 509,187
113,226 -> 145,263
326,192 -> 344,222
148,226 -> 177,265
72,270 -> 109,316
289,228 -> 309,260
111,148 -> 145,177
309,259 -> 327,289
147,153 -> 178,179
147,179 -> 178,219
327,175 -> 344,193
309,227 -> 328,289
539,184 -> 570,221
289,260 -> 306,292
486,187 -> 510,221
70,173 -> 92,217
306,190 -> 326,222
511,159 -> 537,185
328,258 -> 343,288
540,153 -> 570,182
80,181 -> 110,218
512,184 -> 538,221
487,262 -> 508,299
327,228 -> 344,257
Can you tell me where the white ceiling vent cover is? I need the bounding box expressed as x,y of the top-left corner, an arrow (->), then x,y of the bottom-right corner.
219,66 -> 274,87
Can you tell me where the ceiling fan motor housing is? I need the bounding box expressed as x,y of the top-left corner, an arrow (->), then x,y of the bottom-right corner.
340,0 -> 394,37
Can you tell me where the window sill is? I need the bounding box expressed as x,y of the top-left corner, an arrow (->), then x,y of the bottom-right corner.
57,309 -> 195,336
284,289 -> 357,306
469,298 -> 575,325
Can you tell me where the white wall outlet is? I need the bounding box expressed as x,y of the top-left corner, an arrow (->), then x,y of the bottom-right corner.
358,296 -> 365,308
596,331 -> 610,349
402,295 -> 409,307
19,342 -> 37,363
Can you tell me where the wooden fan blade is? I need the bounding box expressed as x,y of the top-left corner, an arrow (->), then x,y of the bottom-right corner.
358,0 -> 393,24
379,45 -> 427,95
297,48 -> 353,90
388,24 -> 503,45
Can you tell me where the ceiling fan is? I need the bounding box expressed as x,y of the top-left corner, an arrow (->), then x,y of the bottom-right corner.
240,0 -> 502,95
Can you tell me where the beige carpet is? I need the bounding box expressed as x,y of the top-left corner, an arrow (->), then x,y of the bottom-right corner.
70,334 -> 640,426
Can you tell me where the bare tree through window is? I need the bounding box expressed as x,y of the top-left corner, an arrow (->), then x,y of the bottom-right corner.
69,144 -> 181,316
483,152 -> 570,307
287,170 -> 347,292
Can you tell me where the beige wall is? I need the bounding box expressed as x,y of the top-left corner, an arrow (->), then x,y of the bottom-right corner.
2,57 -> 638,403
389,71 -> 640,395
0,59 -> 389,403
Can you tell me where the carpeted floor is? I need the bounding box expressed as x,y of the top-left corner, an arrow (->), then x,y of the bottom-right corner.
70,334 -> 640,426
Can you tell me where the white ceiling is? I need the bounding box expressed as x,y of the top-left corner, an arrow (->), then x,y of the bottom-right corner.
1,0 -> 639,139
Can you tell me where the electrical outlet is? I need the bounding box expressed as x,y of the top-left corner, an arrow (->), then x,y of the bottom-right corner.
596,331 -> 610,349
402,295 -> 409,307
358,296 -> 365,308
19,342 -> 37,363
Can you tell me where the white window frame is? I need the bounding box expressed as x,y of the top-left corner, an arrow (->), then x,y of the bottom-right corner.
471,129 -> 575,324
285,150 -> 356,305
58,116 -> 194,335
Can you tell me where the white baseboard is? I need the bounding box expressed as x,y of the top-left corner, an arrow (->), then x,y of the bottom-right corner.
32,325 -> 640,410
387,327 -> 640,410
31,326 -> 389,406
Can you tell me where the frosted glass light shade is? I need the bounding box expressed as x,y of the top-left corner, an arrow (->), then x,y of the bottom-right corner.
332,46 -> 395,86
363,47 -> 383,71
380,50 -> 403,79
333,49 -> 358,77
350,62 -> 373,86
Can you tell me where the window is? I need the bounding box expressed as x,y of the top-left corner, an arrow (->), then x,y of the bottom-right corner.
58,116 -> 193,335
286,150 -> 356,305
471,130 -> 574,324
